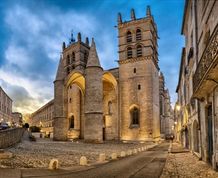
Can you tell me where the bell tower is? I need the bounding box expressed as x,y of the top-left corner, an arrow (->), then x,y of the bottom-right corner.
118,6 -> 160,141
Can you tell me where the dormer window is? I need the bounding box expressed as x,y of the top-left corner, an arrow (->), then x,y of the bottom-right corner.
136,29 -> 142,41
127,31 -> 132,43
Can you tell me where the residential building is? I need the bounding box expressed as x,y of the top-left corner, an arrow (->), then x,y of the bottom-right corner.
177,0 -> 218,169
0,86 -> 12,124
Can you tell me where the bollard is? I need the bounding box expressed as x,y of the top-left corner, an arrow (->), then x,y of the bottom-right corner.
99,153 -> 106,162
138,148 -> 141,152
133,149 -> 138,154
127,150 -> 132,156
111,153 -> 117,160
80,156 -> 87,166
120,151 -> 126,157
48,159 -> 59,170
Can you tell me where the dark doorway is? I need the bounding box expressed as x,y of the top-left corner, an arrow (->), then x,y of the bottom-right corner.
207,105 -> 213,164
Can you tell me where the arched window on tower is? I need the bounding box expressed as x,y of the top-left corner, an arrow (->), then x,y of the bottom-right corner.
67,55 -> 70,65
72,52 -> 75,62
130,107 -> 139,125
108,101 -> 112,115
69,115 -> 75,129
67,67 -> 70,74
127,47 -> 132,59
136,29 -> 142,41
126,31 -> 132,43
136,45 -> 142,57
84,51 -> 88,63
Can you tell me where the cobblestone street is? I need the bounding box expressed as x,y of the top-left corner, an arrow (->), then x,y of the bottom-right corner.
161,143 -> 218,178
0,138 -> 155,169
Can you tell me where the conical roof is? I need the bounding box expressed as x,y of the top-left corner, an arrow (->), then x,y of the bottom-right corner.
55,55 -> 65,81
86,38 -> 101,68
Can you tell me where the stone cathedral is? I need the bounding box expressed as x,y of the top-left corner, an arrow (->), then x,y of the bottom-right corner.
53,6 -> 161,142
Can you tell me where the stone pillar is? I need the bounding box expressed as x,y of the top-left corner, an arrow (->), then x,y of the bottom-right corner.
53,56 -> 68,141
84,38 -> 103,143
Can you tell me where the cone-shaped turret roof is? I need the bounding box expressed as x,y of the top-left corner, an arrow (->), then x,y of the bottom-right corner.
55,55 -> 65,81
86,38 -> 101,68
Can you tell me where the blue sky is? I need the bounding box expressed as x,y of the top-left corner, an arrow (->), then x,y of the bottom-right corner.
0,0 -> 184,114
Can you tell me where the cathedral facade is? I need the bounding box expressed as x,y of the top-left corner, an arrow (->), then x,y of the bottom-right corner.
53,7 -> 161,142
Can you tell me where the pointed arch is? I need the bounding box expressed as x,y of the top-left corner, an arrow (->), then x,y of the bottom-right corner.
72,52 -> 75,62
66,71 -> 85,95
126,31 -> 132,43
102,72 -> 118,89
67,55 -> 70,65
129,104 -> 140,126
136,29 -> 142,41
127,47 -> 133,59
136,44 -> 142,57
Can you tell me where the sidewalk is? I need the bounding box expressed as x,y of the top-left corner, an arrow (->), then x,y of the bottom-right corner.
161,142 -> 218,178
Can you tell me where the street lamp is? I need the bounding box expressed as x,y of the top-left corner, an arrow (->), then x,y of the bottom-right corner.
176,105 -> 181,111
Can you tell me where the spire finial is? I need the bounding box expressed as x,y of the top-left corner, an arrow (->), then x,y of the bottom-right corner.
146,5 -> 151,17
131,9 -> 136,20
117,12 -> 122,24
85,37 -> 89,46
77,32 -> 81,42
62,42 -> 66,51
91,37 -> 95,46
86,38 -> 101,68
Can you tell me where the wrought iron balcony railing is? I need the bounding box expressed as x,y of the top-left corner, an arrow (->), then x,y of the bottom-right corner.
193,25 -> 218,94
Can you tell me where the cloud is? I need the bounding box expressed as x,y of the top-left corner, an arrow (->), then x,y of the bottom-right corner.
0,4 -> 103,114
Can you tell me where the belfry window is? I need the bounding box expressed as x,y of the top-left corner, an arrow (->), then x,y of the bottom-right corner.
137,45 -> 142,57
72,52 -> 75,62
136,29 -> 142,41
67,55 -> 70,65
131,107 -> 139,125
127,47 -> 133,59
127,31 -> 132,43
69,115 -> 74,129
67,67 -> 70,74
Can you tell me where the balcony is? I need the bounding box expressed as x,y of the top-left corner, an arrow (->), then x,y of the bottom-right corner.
193,25 -> 218,99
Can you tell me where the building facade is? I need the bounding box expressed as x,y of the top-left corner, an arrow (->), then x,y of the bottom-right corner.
0,86 -> 12,124
30,100 -> 54,133
53,7 -> 161,142
159,73 -> 175,138
177,0 -> 218,169
11,112 -> 23,126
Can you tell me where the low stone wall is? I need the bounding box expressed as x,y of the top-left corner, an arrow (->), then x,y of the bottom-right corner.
0,128 -> 24,149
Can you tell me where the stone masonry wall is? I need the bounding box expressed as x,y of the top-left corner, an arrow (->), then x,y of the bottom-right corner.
0,128 -> 24,149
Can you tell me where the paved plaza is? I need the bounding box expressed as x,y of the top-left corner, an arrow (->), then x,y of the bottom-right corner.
0,138 -> 156,169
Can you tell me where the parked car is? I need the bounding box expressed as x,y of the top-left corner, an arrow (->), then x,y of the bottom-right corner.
0,123 -> 9,130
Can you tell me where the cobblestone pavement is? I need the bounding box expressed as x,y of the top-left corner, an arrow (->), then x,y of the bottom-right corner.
0,138 -> 155,169
161,142 -> 218,178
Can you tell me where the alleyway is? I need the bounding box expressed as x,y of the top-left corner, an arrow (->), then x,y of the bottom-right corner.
161,142 -> 218,178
